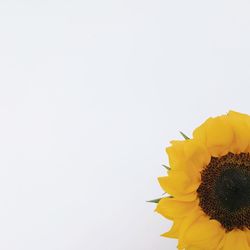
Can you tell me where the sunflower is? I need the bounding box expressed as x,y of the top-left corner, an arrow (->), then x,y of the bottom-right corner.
155,111 -> 250,250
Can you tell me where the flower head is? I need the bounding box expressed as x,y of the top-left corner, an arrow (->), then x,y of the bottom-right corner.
155,111 -> 250,249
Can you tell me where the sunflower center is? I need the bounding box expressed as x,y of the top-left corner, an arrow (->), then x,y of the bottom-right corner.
197,153 -> 250,231
215,168 -> 250,211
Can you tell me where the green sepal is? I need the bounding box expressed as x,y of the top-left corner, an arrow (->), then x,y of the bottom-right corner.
179,131 -> 190,140
147,198 -> 162,203
162,164 -> 171,170
147,196 -> 173,203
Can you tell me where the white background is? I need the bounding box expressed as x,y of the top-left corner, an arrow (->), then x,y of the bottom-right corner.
0,1 -> 250,249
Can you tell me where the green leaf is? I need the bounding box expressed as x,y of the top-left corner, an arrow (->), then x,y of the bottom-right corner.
162,164 -> 171,170
147,198 -> 162,203
180,131 -> 190,140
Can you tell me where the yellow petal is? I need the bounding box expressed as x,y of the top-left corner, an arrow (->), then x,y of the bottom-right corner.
181,215 -> 225,250
161,218 -> 182,239
155,197 -> 197,220
166,140 -> 210,172
218,230 -> 249,250
226,111 -> 250,153
193,116 -> 234,157
246,230 -> 250,246
158,170 -> 199,197
185,247 -> 203,250
166,140 -> 186,169
165,140 -> 211,194
173,192 -> 197,202
183,140 -> 211,173
177,207 -> 204,249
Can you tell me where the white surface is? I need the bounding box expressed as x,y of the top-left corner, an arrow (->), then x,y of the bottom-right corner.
0,1 -> 249,249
